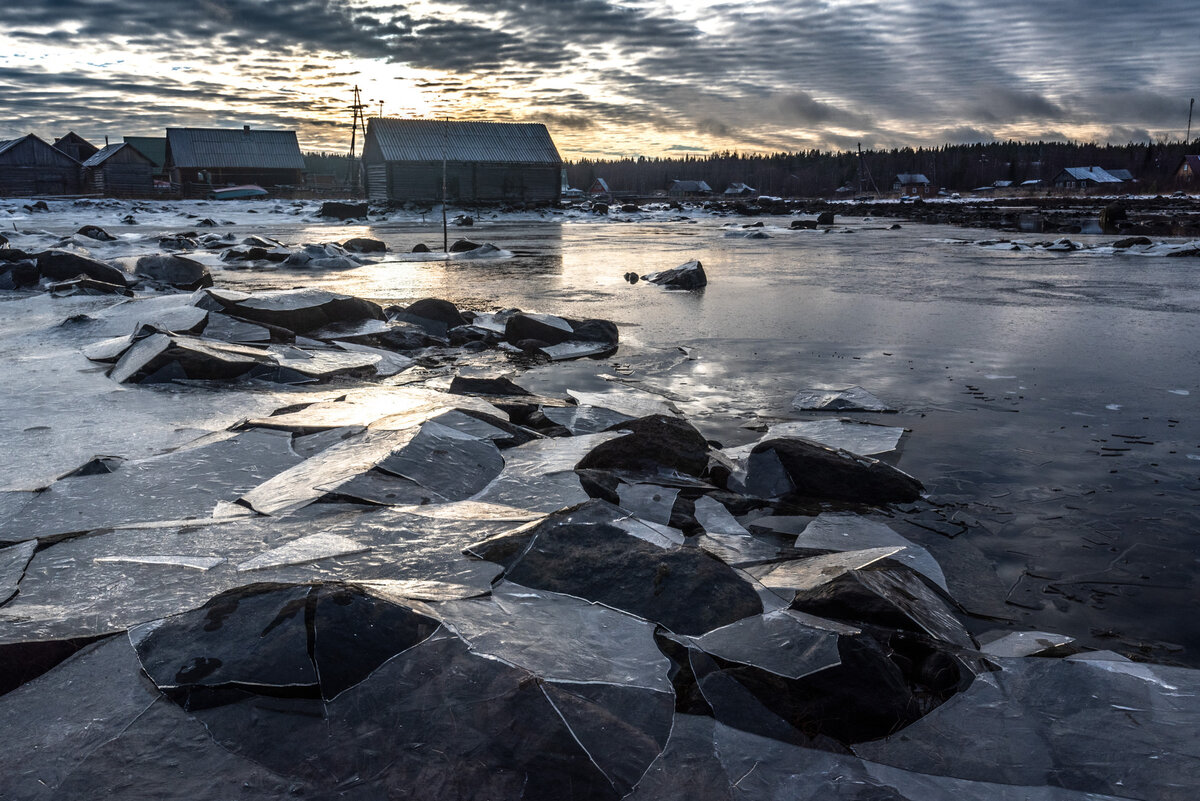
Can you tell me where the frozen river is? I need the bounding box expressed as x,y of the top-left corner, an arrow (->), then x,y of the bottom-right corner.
3,201 -> 1199,663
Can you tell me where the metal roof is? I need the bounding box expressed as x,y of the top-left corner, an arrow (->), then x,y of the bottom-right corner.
366,119 -> 561,165
670,180 -> 712,192
82,142 -> 152,168
166,127 -> 304,170
895,173 -> 930,184
0,138 -> 17,157
124,136 -> 167,169
1058,166 -> 1122,184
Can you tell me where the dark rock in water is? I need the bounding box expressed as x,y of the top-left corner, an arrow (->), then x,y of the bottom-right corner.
449,238 -> 482,253
0,260 -> 38,289
817,211 -> 836,225
592,202 -> 609,214
642,259 -> 707,290
744,221 -> 765,228
888,223 -> 902,230
448,375 -> 534,396
411,243 -> 430,253
1113,236 -> 1152,248
195,218 -> 218,227
748,438 -> 923,504
405,297 -> 467,329
577,414 -> 709,476
26,200 -> 49,212
133,254 -> 212,290
504,312 -> 575,346
454,215 -> 474,227
624,271 -> 639,284
498,510 -> 763,636
36,249 -> 129,286
47,276 -> 133,297
1100,202 -> 1126,234
319,201 -> 368,220
76,225 -> 116,242
790,219 -> 817,229
0,233 -> 6,247
341,237 -> 386,253
621,203 -> 640,213
120,214 -> 137,225
0,247 -> 32,262
569,318 -> 619,347
199,288 -> 385,334
158,235 -> 199,251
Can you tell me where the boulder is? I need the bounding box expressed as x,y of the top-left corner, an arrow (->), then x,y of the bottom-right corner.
449,239 -> 482,253
642,259 -> 707,289
0,260 -> 38,289
568,318 -> 619,348
133,254 -> 213,290
1099,203 -> 1126,234
76,225 -> 116,242
319,201 -> 368,220
341,237 -> 386,253
35,250 -> 129,286
412,243 -> 430,253
747,438 -> 923,504
504,312 -> 575,346
198,288 -> 385,334
404,298 -> 467,329
817,211 -> 836,225
576,414 -> 709,476
1113,236 -> 1152,248
448,375 -> 534,397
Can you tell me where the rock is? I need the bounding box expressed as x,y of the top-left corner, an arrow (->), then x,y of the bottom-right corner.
453,216 -> 474,227
591,202 -> 609,215
0,248 -> 32,263
449,239 -> 482,253
404,298 -> 467,329
0,232 -> 6,247
195,218 -> 218,227
412,243 -> 430,253
0,260 -> 38,289
35,250 -> 129,286
341,237 -> 386,253
1113,236 -> 1152,248
198,288 -> 385,335
621,203 -> 640,213
76,225 -> 116,242
624,271 -> 639,284
47,277 -> 133,297
319,201 -> 368,220
1099,203 -> 1126,234
133,255 -> 213,290
108,332 -> 276,383
26,200 -> 49,212
747,438 -> 924,504
504,312 -> 575,346
448,375 -> 534,397
790,219 -> 817,229
817,211 -> 835,225
642,259 -> 707,290
568,318 -> 619,348
576,414 -> 709,476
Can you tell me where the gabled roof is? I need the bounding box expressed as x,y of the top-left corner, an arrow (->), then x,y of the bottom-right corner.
82,142 -> 152,168
895,173 -> 930,185
124,136 -> 167,169
366,119 -> 562,165
724,182 -> 755,194
993,180 -> 1013,187
166,127 -> 304,170
590,177 -> 610,192
0,133 -> 80,164
1181,155 -> 1200,171
1107,169 -> 1134,182
670,179 -> 712,192
1057,166 -> 1122,184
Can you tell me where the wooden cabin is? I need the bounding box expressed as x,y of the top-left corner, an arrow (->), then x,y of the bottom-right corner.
123,136 -> 168,180
165,126 -> 304,194
1177,156 -> 1200,183
668,179 -> 712,198
0,134 -> 81,196
82,143 -> 154,197
362,119 -> 562,205
893,173 -> 931,196
52,131 -> 99,163
1051,167 -> 1123,190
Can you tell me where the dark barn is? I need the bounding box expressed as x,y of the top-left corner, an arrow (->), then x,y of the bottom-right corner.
362,119 -> 562,205
123,136 -> 168,180
165,126 -> 304,194
82,142 -> 154,197
0,134 -> 81,196
52,131 -> 99,163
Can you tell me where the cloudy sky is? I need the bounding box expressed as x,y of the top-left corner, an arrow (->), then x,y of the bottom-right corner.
1,0 -> 1197,159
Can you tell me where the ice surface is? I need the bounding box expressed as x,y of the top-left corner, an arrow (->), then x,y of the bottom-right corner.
541,403 -> 635,434
690,609 -> 844,679
792,385 -> 895,412
540,341 -> 614,360
789,512 -> 948,592
0,540 -> 36,604
470,431 -> 622,512
762,418 -> 904,455
235,532 -> 369,571
617,482 -> 680,524
568,387 -> 678,419
747,547 -> 904,597
93,554 -> 224,571
375,420 -> 505,500
979,630 -> 1075,658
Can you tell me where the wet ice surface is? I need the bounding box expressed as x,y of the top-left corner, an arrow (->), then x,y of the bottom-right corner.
1,198 -> 1199,799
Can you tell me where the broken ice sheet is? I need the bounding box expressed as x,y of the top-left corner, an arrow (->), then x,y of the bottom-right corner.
792,385 -> 895,412
19,427 -> 304,539
978,630 -> 1075,658
0,539 -> 36,605
541,403 -> 635,434
244,386 -> 498,433
332,339 -> 413,376
746,546 -> 904,597
568,387 -> 679,419
376,420 -> 505,500
470,430 -> 622,513
617,482 -> 680,525
93,554 -> 224,571
613,515 -> 686,548
693,496 -> 779,566
689,609 -> 847,679
435,582 -> 673,692
854,656 -> 1200,800
236,532 -> 369,571
265,343 -> 381,378
539,341 -> 614,361
784,512 -> 948,593
762,418 -> 904,455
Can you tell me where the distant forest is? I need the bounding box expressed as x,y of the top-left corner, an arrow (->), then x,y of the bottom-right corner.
563,140 -> 1200,197
306,139 -> 1200,197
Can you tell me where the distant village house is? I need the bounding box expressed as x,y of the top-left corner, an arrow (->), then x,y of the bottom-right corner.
82,143 -> 155,197
1051,166 -> 1123,189
588,177 -> 611,197
0,134 -> 81,196
165,126 -> 304,194
124,136 -> 168,182
1177,155 -> 1200,182
667,179 -> 711,198
723,182 -> 756,196
362,119 -> 562,204
893,173 -> 931,196
52,132 -> 99,164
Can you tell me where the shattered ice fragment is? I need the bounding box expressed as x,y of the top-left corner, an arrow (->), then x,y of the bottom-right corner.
747,547 -> 904,596
236,533 -> 369,571
792,385 -> 895,412
690,609 -> 846,679
762,418 -> 904,456
978,630 -> 1075,658
791,512 -> 948,592
0,540 -> 36,604
617,483 -> 680,525
93,554 -> 224,571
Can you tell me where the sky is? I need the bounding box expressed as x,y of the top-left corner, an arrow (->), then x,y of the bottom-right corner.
1,0 -> 1197,160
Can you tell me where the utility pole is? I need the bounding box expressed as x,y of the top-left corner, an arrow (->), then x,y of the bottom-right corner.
442,114 -> 449,253
348,85 -> 367,195
1188,98 -> 1195,145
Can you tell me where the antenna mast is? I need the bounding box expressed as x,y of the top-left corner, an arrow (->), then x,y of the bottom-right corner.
857,142 -> 880,195
1188,98 -> 1195,145
348,85 -> 367,195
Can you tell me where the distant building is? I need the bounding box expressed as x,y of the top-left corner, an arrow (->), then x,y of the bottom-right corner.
52,132 -> 99,163
1051,167 -> 1123,189
893,173 -> 931,195
1177,155 -> 1200,182
561,167 -> 583,198
1107,169 -> 1134,182
993,180 -> 1014,188
1020,179 -> 1043,189
123,136 -> 168,179
362,118 -> 562,204
723,182 -> 756,196
82,142 -> 155,197
667,179 -> 712,197
0,133 -> 81,196
588,177 -> 611,197
165,126 -> 304,193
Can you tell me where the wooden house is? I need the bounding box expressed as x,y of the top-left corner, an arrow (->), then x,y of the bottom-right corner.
123,136 -> 168,180
165,126 -> 304,193
1051,167 -> 1123,190
668,179 -> 712,198
723,182 -> 756,196
893,173 -> 931,196
52,132 -> 99,163
362,119 -> 562,205
0,134 -> 81,196
1177,155 -> 1200,182
82,143 -> 154,197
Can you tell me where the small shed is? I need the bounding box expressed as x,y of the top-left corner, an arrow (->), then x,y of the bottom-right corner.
53,132 -> 99,163
82,143 -> 154,197
588,177 -> 611,197
1051,167 -> 1123,189
893,173 -> 931,195
165,126 -> 304,193
362,119 -> 562,204
668,179 -> 712,198
723,182 -> 756,196
0,134 -> 81,196
1176,155 -> 1200,182
124,136 -> 168,179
